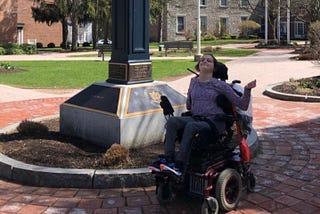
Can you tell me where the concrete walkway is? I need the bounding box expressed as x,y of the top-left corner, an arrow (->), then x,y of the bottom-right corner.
0,48 -> 319,213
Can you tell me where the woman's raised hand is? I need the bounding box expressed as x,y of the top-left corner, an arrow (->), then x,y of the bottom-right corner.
245,80 -> 257,90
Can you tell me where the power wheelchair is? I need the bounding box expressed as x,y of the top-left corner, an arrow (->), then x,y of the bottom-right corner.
149,65 -> 256,214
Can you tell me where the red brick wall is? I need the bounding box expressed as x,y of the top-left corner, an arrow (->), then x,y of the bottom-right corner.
0,0 -> 62,47
17,0 -> 62,47
0,0 -> 18,44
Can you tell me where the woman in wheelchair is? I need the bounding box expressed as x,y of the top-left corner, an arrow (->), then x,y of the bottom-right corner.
154,54 -> 256,176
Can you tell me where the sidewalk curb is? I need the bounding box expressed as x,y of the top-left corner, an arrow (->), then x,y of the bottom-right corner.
263,82 -> 320,102
0,115 -> 259,188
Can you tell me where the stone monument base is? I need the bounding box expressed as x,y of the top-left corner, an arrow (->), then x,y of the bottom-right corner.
60,81 -> 186,148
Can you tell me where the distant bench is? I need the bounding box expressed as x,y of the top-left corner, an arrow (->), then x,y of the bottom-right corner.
163,41 -> 193,56
97,44 -> 112,61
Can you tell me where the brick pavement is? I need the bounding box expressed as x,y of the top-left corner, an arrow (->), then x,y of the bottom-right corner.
0,95 -> 319,214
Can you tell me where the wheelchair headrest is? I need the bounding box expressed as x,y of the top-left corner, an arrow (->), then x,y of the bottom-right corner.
213,62 -> 228,81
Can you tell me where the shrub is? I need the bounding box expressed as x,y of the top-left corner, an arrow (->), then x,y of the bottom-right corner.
202,34 -> 217,41
36,42 -> 43,48
221,34 -> 232,40
238,20 -> 261,39
17,120 -> 49,136
103,144 -> 129,166
47,43 -> 56,48
0,47 -> 5,55
0,62 -> 15,69
1,43 -> 19,49
300,80 -> 314,89
202,46 -> 213,53
20,44 -> 37,54
7,48 -> 24,55
82,42 -> 91,47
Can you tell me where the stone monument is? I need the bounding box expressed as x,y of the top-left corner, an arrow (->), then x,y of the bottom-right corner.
60,0 -> 186,148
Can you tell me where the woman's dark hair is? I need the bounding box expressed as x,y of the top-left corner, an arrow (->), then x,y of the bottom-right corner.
194,54 -> 218,71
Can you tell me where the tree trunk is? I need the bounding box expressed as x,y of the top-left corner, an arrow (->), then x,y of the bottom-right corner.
70,0 -> 78,51
92,20 -> 98,49
61,18 -> 68,49
71,19 -> 78,51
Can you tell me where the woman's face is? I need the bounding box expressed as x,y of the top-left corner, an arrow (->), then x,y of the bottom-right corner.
199,55 -> 215,73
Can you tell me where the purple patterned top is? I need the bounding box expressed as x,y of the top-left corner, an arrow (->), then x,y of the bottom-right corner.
186,77 -> 251,117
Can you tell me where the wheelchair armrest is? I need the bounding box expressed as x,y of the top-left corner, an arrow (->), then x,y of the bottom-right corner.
181,111 -> 192,117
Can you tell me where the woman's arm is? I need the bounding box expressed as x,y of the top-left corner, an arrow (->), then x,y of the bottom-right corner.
219,80 -> 256,111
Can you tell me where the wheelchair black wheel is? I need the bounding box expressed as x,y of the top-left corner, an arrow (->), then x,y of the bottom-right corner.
201,197 -> 219,214
156,182 -> 173,204
215,168 -> 242,212
247,171 -> 256,193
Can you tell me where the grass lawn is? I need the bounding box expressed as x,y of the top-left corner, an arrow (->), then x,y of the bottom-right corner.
0,60 -> 200,88
0,44 -> 256,89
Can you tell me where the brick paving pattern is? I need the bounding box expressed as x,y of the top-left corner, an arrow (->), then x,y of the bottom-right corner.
0,96 -> 319,214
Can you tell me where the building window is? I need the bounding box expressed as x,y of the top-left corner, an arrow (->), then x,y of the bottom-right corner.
201,16 -> 207,33
294,21 -> 305,38
200,0 -> 207,6
241,16 -> 248,22
240,0 -> 249,7
219,17 -> 229,35
177,16 -> 185,33
220,0 -> 228,7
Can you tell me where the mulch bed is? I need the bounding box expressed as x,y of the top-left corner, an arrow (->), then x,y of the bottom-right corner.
272,76 -> 320,96
0,118 -> 164,169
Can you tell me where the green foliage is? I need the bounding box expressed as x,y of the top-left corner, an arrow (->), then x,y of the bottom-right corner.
17,120 -> 49,136
0,43 -> 37,55
0,62 -> 15,70
1,43 -> 19,49
316,79 -> 320,88
221,34 -> 232,40
31,1 -> 62,25
202,34 -> 217,41
0,47 -> 5,55
20,44 -> 37,54
6,48 -> 24,55
300,80 -> 314,89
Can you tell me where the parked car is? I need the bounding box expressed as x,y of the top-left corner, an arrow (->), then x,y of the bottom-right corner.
97,39 -> 112,45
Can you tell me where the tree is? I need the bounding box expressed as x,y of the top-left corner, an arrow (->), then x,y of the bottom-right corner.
149,0 -> 173,42
85,0 -> 112,48
32,0 -> 69,49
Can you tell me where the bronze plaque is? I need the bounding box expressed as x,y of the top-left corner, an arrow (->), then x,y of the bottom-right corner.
109,63 -> 127,81
108,62 -> 152,83
128,63 -> 152,81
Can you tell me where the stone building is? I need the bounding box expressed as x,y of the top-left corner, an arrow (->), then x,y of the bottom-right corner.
163,0 -> 261,41
0,0 -> 62,47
